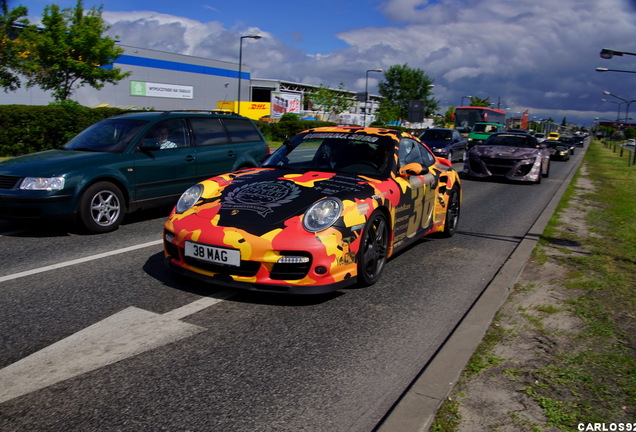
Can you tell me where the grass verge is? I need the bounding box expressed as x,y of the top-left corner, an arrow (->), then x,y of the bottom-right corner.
430,139 -> 636,431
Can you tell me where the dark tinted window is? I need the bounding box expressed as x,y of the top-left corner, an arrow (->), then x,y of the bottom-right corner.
190,118 -> 228,146
223,118 -> 262,143
64,118 -> 147,153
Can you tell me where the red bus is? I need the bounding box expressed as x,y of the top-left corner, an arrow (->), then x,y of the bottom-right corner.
453,107 -> 506,134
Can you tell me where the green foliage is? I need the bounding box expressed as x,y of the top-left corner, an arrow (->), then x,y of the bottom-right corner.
0,0 -> 29,92
377,64 -> 438,122
0,104 -> 127,157
18,0 -> 130,101
469,97 -> 491,107
304,83 -> 354,122
624,127 -> 635,139
257,118 -> 336,142
279,112 -> 299,122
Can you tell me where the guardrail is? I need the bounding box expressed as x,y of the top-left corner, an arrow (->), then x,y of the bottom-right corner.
601,139 -> 636,166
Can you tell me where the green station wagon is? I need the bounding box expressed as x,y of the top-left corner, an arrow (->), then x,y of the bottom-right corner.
0,111 -> 269,233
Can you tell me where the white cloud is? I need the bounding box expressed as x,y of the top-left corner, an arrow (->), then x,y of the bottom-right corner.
96,0 -> 636,125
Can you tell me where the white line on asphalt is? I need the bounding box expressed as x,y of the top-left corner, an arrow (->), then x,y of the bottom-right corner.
0,239 -> 163,284
0,289 -> 236,403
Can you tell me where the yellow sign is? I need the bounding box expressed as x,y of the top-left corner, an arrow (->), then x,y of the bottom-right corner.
217,101 -> 271,120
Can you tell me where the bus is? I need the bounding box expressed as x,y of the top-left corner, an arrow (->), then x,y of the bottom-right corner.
453,107 -> 506,134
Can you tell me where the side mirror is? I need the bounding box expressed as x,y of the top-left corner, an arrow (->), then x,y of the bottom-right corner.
399,162 -> 428,176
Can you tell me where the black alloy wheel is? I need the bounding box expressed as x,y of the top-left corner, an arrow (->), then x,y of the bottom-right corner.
357,211 -> 389,286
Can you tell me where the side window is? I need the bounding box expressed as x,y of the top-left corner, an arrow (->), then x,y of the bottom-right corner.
190,118 -> 228,146
143,119 -> 189,150
419,143 -> 436,167
223,118 -> 262,143
399,138 -> 425,168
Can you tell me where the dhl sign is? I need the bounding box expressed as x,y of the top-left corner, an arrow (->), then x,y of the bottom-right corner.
217,101 -> 271,120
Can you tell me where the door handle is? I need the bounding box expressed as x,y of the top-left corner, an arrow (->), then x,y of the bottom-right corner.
185,155 -> 196,162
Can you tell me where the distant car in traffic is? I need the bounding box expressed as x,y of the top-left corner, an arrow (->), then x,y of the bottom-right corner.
163,126 -> 462,294
545,140 -> 571,161
419,128 -> 468,162
534,133 -> 546,143
466,122 -> 504,148
463,132 -> 550,184
547,132 -> 560,140
558,136 -> 577,155
0,111 -> 269,233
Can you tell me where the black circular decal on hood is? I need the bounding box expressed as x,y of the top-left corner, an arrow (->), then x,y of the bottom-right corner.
223,181 -> 302,217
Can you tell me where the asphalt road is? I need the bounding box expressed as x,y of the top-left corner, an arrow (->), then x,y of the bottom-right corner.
0,149 -> 583,432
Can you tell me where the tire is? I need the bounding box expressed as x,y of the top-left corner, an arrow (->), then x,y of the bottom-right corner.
442,187 -> 460,237
534,164 -> 542,184
77,182 -> 126,233
357,211 -> 389,286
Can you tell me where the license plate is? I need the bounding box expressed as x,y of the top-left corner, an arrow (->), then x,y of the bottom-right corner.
184,241 -> 241,267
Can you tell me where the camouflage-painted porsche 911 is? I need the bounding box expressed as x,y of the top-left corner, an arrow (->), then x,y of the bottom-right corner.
163,127 -> 461,294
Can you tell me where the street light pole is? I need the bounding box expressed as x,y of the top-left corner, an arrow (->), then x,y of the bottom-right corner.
596,67 -> 636,74
600,48 -> 636,59
461,95 -> 472,106
237,34 -> 262,115
364,69 -> 383,127
601,98 -> 623,121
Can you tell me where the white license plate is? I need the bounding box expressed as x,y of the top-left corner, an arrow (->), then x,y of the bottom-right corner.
184,241 -> 241,267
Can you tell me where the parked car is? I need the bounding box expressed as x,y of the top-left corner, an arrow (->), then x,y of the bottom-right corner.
163,126 -> 462,294
419,128 -> 468,162
0,111 -> 269,233
545,140 -> 571,161
463,132 -> 550,183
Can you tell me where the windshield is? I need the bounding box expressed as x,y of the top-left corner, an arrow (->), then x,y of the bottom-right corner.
64,118 -> 148,153
262,132 -> 395,177
485,134 -> 536,148
421,130 -> 451,141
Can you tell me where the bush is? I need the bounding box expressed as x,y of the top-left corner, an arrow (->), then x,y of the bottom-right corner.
0,105 -> 338,157
0,105 -> 127,157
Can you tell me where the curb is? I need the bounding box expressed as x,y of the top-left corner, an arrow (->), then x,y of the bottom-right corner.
376,147 -> 585,432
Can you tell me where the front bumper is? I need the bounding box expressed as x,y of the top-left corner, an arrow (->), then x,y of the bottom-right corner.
464,155 -> 541,182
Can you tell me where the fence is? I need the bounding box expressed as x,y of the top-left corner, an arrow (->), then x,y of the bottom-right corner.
601,139 -> 636,166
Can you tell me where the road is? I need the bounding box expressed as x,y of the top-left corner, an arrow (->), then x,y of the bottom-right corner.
0,150 -> 583,432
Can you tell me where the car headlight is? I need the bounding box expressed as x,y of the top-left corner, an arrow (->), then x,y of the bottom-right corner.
303,198 -> 342,232
175,184 -> 204,213
20,177 -> 65,191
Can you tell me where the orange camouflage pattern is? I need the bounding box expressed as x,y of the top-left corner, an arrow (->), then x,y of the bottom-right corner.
163,126 -> 461,294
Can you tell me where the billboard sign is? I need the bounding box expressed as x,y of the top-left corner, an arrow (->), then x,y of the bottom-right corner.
130,81 -> 194,99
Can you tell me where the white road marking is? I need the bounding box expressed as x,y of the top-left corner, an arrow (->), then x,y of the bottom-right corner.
0,240 -> 163,283
0,290 -> 235,403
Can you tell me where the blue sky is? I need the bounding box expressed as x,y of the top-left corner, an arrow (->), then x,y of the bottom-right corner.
11,0 -> 636,126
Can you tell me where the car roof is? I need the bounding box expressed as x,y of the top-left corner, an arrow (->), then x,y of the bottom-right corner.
110,110 -> 247,120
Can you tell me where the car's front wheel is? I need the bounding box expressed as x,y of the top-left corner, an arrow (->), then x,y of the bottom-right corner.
357,211 -> 389,286
78,182 -> 126,233
443,186 -> 460,237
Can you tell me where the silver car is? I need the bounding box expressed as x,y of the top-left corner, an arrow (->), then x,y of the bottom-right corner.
463,132 -> 551,184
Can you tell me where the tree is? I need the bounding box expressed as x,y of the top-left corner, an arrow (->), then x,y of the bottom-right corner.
20,0 -> 130,101
0,0 -> 29,92
469,97 -> 492,107
305,83 -> 353,122
377,64 -> 438,123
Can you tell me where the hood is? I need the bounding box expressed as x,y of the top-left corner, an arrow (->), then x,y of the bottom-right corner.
0,150 -> 119,177
472,145 -> 539,159
193,168 -> 375,231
